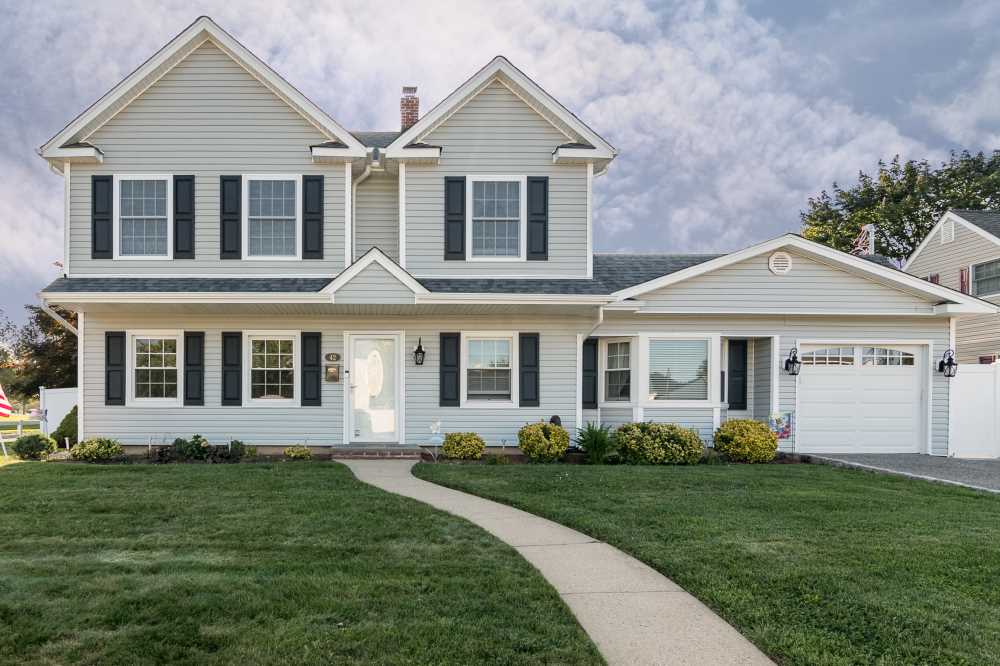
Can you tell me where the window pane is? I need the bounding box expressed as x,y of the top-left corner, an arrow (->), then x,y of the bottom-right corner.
605,369 -> 630,401
120,179 -> 168,257
134,337 -> 178,399
471,179 -> 520,257
248,179 -> 297,257
467,337 -> 513,400
648,339 -> 708,400
249,337 -> 294,399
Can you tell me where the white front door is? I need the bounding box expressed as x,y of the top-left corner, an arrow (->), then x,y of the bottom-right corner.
348,334 -> 401,443
796,344 -> 924,454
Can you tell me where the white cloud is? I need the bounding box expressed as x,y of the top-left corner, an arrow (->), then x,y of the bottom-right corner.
914,55 -> 1000,150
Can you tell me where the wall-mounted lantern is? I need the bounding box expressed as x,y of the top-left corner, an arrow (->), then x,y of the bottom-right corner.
413,338 -> 426,366
784,347 -> 802,376
938,349 -> 958,378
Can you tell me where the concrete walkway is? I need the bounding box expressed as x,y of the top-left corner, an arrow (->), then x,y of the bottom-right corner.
342,460 -> 771,666
809,453 -> 1000,493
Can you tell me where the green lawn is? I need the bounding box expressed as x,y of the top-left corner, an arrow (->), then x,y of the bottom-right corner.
0,463 -> 601,665
415,463 -> 1000,665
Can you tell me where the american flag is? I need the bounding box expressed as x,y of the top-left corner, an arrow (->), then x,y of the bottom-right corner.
0,384 -> 12,418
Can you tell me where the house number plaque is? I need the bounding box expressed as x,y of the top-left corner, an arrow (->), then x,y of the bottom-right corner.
324,352 -> 341,362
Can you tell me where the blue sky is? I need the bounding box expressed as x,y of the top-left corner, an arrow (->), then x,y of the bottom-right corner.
2,0 -> 999,324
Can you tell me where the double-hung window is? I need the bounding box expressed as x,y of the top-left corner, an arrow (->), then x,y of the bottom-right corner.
973,259 -> 1000,297
129,332 -> 181,404
248,334 -> 296,402
464,334 -> 516,404
647,339 -> 709,401
604,340 -> 631,402
468,176 -> 526,260
245,175 -> 301,259
116,175 -> 171,258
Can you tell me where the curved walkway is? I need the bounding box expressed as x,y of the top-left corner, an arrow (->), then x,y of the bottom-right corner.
342,460 -> 771,666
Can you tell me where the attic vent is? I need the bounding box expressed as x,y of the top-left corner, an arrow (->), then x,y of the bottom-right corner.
768,251 -> 793,275
941,219 -> 955,244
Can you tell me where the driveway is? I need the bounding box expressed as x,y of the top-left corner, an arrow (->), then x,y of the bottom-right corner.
810,453 -> 1000,493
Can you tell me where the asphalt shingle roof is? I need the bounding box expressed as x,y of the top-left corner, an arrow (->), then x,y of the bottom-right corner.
351,131 -> 401,148
42,277 -> 332,293
950,209 -> 1000,240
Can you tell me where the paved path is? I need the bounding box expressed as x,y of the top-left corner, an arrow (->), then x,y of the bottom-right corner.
342,459 -> 772,666
809,453 -> 1000,493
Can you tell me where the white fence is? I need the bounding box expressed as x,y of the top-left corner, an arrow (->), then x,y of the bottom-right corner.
950,365 -> 1000,458
38,386 -> 76,439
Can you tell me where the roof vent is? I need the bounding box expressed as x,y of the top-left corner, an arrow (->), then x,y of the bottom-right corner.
768,251 -> 793,275
941,219 -> 955,244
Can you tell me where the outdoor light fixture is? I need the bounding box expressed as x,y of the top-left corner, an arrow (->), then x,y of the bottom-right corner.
413,338 -> 426,366
938,349 -> 958,378
784,347 -> 802,376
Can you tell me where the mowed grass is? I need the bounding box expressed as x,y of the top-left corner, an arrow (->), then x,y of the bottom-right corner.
415,463 -> 1000,665
0,463 -> 601,665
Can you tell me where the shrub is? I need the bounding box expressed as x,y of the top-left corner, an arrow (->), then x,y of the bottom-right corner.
70,437 -> 125,462
518,422 -> 570,462
615,422 -> 703,465
174,434 -> 211,461
12,434 -> 57,460
442,432 -> 486,460
150,445 -> 177,464
574,422 -> 614,464
713,419 -> 778,463
283,445 -> 312,460
51,406 -> 78,447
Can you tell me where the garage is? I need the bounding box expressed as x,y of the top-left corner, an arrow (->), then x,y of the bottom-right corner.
796,344 -> 925,454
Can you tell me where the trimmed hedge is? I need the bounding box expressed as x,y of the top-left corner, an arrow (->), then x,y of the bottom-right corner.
518,422 -> 570,462
70,437 -> 125,462
713,419 -> 778,463
283,445 -> 312,460
52,406 -> 78,447
12,434 -> 57,460
615,422 -> 703,465
442,432 -> 486,460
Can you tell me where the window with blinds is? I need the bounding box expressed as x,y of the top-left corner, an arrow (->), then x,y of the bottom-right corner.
973,259 -> 1000,297
648,339 -> 709,401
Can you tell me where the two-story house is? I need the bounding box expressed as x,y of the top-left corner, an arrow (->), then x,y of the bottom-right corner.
905,210 -> 1000,364
38,17 -> 995,456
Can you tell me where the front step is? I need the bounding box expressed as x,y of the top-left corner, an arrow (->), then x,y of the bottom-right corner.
331,447 -> 425,460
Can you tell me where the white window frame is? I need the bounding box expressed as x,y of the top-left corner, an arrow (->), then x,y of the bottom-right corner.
598,337 -> 636,407
126,330 -> 183,407
242,174 -> 303,261
243,330 -> 300,407
639,333 -> 719,408
113,174 -> 173,260
466,175 -> 528,262
460,331 -> 519,408
971,259 -> 1000,297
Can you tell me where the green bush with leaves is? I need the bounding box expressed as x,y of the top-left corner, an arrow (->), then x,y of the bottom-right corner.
51,405 -> 78,447
713,419 -> 778,463
575,422 -> 614,464
70,437 -> 125,462
615,422 -> 703,465
283,445 -> 312,460
174,434 -> 211,461
442,432 -> 486,460
518,422 -> 570,462
12,434 -> 57,460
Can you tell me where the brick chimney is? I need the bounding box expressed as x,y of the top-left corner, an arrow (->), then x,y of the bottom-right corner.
400,86 -> 419,131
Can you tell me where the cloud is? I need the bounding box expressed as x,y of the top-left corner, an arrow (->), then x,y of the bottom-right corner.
913,55 -> 1000,150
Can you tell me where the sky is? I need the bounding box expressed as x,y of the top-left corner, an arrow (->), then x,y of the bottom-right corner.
2,0 -> 1000,324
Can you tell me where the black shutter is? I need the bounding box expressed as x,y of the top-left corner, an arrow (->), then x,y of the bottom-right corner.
302,175 -> 324,259
105,331 -> 126,405
727,339 -> 747,411
92,175 -> 113,259
440,333 -> 461,406
519,333 -> 540,407
221,332 -> 242,405
444,177 -> 465,260
220,176 -> 241,259
582,337 -> 598,409
174,175 -> 195,259
527,176 -> 548,260
183,332 -> 205,406
301,332 -> 322,406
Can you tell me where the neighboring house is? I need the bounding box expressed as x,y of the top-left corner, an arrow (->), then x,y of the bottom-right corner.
905,210 -> 1000,364
38,17 -> 995,457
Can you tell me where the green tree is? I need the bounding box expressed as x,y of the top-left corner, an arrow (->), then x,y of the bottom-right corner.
0,305 -> 77,397
801,151 -> 1000,261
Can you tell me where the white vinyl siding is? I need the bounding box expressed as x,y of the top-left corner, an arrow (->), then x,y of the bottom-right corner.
71,41 -> 346,275
354,171 -> 399,261
404,80 -> 588,277
334,263 -> 415,305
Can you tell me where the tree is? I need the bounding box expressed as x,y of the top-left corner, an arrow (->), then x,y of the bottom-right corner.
801,151 -> 1000,262
0,305 -> 77,397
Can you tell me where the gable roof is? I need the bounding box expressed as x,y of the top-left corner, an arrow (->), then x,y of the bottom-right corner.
38,16 -> 366,164
903,209 -> 1000,271
384,56 -> 616,161
320,247 -> 428,296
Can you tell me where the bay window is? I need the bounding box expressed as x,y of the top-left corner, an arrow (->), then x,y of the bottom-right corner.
647,339 -> 709,401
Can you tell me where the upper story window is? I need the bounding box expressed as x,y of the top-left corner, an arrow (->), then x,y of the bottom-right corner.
116,175 -> 172,259
604,340 -> 631,402
648,339 -> 709,401
468,176 -> 526,260
973,259 -> 1000,297
244,175 -> 301,259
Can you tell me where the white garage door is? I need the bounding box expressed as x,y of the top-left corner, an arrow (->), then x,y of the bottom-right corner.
796,344 -> 924,453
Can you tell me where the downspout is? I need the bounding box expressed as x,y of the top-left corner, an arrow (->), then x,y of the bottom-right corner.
351,164 -> 373,263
